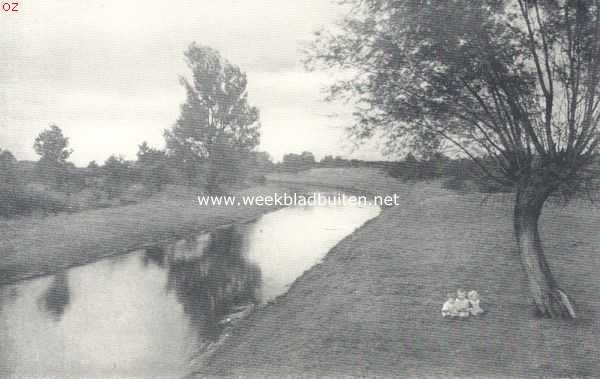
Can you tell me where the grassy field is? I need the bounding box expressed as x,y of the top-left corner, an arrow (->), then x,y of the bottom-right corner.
3,168 -> 600,376
197,168 -> 600,377
0,183 -> 300,284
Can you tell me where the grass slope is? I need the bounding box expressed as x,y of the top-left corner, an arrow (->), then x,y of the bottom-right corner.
198,169 -> 600,377
0,184 -> 294,284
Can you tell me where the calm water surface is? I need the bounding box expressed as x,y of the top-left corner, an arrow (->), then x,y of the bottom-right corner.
0,195 -> 379,378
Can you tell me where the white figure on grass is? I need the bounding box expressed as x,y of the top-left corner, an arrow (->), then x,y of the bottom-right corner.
454,289 -> 471,318
442,289 -> 485,319
441,293 -> 458,318
468,290 -> 484,316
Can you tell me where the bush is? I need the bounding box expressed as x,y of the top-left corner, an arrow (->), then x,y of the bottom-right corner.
253,174 -> 267,184
442,176 -> 469,192
475,176 -> 512,193
119,183 -> 152,204
136,142 -> 173,192
67,188 -> 112,211
12,184 -> 70,216
0,149 -> 21,217
102,155 -> 133,198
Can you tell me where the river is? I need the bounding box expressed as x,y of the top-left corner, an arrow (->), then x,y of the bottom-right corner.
0,194 -> 380,378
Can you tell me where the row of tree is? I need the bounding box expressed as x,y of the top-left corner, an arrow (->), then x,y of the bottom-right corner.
386,153 -> 511,193
0,43 -> 268,216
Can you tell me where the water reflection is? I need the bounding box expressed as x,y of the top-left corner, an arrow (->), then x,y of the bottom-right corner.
142,244 -> 167,268
0,197 -> 380,377
163,226 -> 262,341
0,286 -> 18,313
39,272 -> 70,321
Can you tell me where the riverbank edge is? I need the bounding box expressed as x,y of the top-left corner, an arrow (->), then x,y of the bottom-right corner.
1,184 -> 278,285
188,178 -> 403,375
191,211 -> 386,373
0,180 -> 386,286
0,206 -> 272,286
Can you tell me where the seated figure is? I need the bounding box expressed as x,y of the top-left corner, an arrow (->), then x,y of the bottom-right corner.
468,290 -> 484,315
454,289 -> 470,318
441,293 -> 457,318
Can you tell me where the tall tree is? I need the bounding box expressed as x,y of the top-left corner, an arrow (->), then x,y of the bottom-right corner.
33,125 -> 73,187
164,43 -> 261,192
307,0 -> 600,319
34,125 -> 72,164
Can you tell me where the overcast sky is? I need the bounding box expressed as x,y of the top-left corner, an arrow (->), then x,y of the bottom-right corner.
0,0 -> 385,166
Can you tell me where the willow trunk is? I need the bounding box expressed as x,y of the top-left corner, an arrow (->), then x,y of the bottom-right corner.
513,184 -> 577,319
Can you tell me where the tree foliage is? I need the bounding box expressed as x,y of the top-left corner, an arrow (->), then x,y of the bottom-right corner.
164,43 -> 261,192
34,125 -> 72,164
33,125 -> 73,188
281,151 -> 316,172
0,148 -> 19,216
136,141 -> 170,191
103,155 -> 132,198
307,0 -> 600,196
307,0 -> 600,319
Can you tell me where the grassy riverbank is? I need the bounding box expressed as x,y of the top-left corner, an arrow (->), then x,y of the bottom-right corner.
3,168 -> 600,376
0,170 -> 404,285
0,183 -> 299,284
198,168 -> 600,377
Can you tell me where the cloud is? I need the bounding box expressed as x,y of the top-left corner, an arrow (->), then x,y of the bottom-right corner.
0,0 -> 385,165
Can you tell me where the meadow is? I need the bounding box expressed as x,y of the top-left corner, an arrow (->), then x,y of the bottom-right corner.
2,167 -> 599,376
197,168 -> 600,377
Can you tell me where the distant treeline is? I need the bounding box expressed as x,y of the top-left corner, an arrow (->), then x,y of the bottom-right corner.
384,153 -> 512,193
277,151 -> 512,193
277,152 -> 390,172
0,126 -> 273,218
0,126 -> 510,219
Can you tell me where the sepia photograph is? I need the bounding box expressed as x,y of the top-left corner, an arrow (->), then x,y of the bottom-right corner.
2,0 -> 600,377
